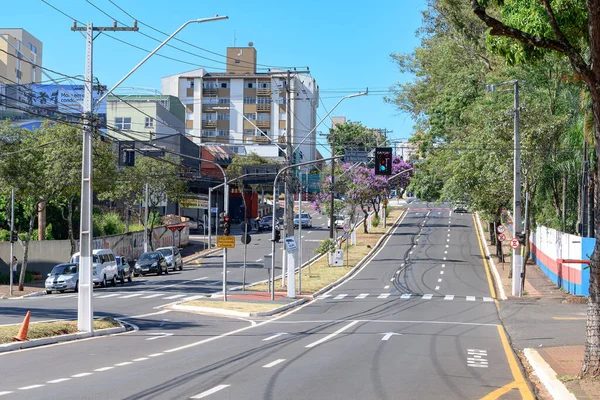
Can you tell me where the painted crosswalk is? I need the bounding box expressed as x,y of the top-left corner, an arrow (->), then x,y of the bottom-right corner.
44,292 -> 204,302
317,293 -> 495,303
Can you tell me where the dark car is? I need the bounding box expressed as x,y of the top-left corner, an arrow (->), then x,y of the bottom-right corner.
115,255 -> 133,283
133,252 -> 169,276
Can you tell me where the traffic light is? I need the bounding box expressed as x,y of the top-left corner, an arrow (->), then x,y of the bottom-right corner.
375,147 -> 393,175
223,214 -> 231,235
273,228 -> 281,243
219,212 -> 226,230
516,232 -> 526,245
10,230 -> 17,243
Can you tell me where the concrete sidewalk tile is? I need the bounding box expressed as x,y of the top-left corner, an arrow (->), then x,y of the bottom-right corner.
537,346 -> 584,378
524,348 -> 577,400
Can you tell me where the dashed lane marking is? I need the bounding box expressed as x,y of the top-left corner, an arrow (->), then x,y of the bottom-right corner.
466,296 -> 476,301
422,294 -> 433,300
94,367 -> 113,372
18,385 -> 43,390
356,293 -> 369,299
333,294 -> 347,300
72,373 -> 92,378
190,384 -> 231,399
444,295 -> 454,300
401,294 -> 412,299
140,294 -> 163,299
262,359 -> 286,368
47,378 -> 70,384
378,293 -> 390,299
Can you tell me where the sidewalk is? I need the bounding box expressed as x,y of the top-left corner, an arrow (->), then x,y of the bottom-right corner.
0,280 -> 46,299
479,216 -> 595,399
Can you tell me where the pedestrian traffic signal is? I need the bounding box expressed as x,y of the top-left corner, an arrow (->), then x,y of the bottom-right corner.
223,214 -> 231,236
10,230 -> 17,243
375,147 -> 393,176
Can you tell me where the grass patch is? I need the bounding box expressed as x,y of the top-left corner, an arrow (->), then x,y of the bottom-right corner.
0,317 -> 121,344
182,300 -> 285,313
251,208 -> 404,294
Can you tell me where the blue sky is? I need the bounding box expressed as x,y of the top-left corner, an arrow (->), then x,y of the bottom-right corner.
4,0 -> 426,154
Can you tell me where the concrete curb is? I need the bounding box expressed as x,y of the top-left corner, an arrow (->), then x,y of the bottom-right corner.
2,290 -> 47,300
475,212 -> 508,300
312,209 -> 406,298
0,323 -> 126,353
523,348 -> 577,400
169,297 -> 309,318
183,248 -> 222,264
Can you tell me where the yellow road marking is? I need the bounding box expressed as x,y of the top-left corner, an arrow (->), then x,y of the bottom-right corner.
472,214 -> 496,299
552,317 -> 586,321
490,325 -> 534,399
480,381 -> 519,400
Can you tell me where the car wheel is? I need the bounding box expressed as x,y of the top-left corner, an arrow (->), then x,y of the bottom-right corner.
111,275 -> 117,286
119,272 -> 125,284
59,290 -> 65,293
127,274 -> 132,283
101,275 -> 107,288
46,290 -> 52,295
158,267 -> 162,276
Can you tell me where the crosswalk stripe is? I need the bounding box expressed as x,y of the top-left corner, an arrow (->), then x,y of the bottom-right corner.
317,294 -> 331,299
120,293 -> 144,299
466,296 -> 476,301
422,294 -> 433,300
483,297 -> 494,302
141,294 -> 164,299
400,294 -> 411,299
355,293 -> 369,299
333,294 -> 347,300
378,293 -> 390,299
163,294 -> 186,300
444,295 -> 454,300
95,293 -> 121,298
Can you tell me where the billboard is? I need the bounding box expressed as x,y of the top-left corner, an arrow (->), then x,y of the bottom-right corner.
0,84 -> 107,130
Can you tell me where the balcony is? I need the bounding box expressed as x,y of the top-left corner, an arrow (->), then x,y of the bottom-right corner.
202,120 -> 217,128
256,120 -> 270,129
257,103 -> 271,112
254,135 -> 269,144
203,88 -> 217,96
257,88 -> 270,96
202,104 -> 217,112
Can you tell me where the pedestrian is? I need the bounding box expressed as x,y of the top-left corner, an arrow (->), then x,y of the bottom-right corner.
255,216 -> 262,232
11,256 -> 18,284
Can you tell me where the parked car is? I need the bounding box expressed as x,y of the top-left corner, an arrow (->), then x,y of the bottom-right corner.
453,203 -> 468,213
45,263 -> 78,294
260,215 -> 273,230
115,256 -> 133,283
70,249 -> 118,287
293,213 -> 313,228
156,246 -> 183,271
328,215 -> 346,229
134,252 -> 169,276
186,217 -> 205,232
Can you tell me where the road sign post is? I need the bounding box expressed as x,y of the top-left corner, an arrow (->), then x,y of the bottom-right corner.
497,233 -> 506,242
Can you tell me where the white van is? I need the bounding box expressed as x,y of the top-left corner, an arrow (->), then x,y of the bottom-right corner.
70,249 -> 119,287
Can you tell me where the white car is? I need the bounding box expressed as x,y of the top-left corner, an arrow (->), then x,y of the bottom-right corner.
328,215 -> 346,229
45,263 -> 78,294
70,249 -> 118,287
156,246 -> 183,271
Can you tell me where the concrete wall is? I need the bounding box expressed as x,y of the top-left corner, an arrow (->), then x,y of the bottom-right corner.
0,224 -> 189,277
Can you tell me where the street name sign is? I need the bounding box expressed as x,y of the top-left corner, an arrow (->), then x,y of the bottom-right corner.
344,150 -> 369,163
217,236 -> 235,248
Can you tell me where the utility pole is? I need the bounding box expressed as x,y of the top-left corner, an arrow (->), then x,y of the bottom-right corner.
71,21 -> 138,333
512,80 -> 523,297
330,131 -> 335,239
9,188 -> 14,297
283,70 -> 293,285
144,182 -> 149,252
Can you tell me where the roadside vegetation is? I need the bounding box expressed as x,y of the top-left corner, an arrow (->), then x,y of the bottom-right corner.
0,317 -> 121,344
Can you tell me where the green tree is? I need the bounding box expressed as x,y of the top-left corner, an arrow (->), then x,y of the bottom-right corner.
328,121 -> 384,156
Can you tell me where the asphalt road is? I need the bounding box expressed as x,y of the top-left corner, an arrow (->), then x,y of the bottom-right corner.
0,201 -> 532,399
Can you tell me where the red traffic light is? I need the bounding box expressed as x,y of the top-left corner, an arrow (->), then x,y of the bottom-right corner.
224,216 -> 230,222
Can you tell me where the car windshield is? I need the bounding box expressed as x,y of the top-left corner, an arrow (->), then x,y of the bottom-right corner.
51,264 -> 77,275
157,249 -> 172,257
139,253 -> 159,261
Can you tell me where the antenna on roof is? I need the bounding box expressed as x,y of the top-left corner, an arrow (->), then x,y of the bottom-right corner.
233,30 -> 236,47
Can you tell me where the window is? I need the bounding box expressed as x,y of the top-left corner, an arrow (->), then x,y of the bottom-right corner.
219,82 -> 229,88
216,113 -> 230,120
115,117 -> 132,130
234,59 -> 240,64
15,69 -> 21,79
243,113 -> 256,120
203,81 -> 217,89
258,81 -> 271,89
217,130 -> 229,136
203,97 -> 217,104
202,130 -> 216,137
244,81 -> 255,89
244,97 -> 256,104
27,43 -> 37,54
279,97 -> 286,105
218,98 -> 230,104
257,97 -> 270,104
257,113 -> 270,121
202,113 -> 216,121
144,117 -> 154,128
243,129 -> 255,136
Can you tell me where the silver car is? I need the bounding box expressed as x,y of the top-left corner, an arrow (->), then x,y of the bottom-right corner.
45,263 -> 78,294
156,246 -> 183,271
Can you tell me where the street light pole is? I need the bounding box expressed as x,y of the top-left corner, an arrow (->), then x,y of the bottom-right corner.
512,80 -> 523,297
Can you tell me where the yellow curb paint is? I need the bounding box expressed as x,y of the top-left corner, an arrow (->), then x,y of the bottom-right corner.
496,325 -> 534,400
552,317 -> 586,321
480,381 -> 519,400
472,214 -> 497,299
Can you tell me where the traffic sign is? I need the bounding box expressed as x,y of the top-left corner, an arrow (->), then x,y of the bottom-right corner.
241,234 -> 252,245
510,238 -> 520,249
497,224 -> 506,234
285,236 -> 298,253
217,236 -> 235,248
344,150 -> 369,163
343,223 -> 350,233
497,233 -> 506,242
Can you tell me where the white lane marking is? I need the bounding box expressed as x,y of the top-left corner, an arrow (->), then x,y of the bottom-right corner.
384,285 -> 390,289
146,332 -> 174,341
447,233 -> 451,237
438,279 -> 442,282
120,293 -> 144,299
444,295 -> 454,300
263,333 -> 289,341
72,373 -> 92,378
115,361 -> 133,366
262,359 -> 286,368
94,367 -> 113,372
378,293 -> 390,299
356,293 -> 369,299
422,294 -> 433,300
390,277 -> 394,282
119,310 -> 170,320
163,294 -> 186,300
140,293 -> 164,299
152,276 -> 208,292
401,263 -> 405,267
148,353 -> 164,357
448,229 -> 451,232
317,294 -> 331,299
442,264 -> 445,268
255,259 -> 263,262
47,378 -> 70,384
435,286 -> 440,290
483,297 -> 494,302
440,271 -> 444,275
305,320 -> 360,348
183,296 -> 203,302
206,281 -> 221,285
190,384 -> 231,399
394,270 -> 400,275
446,239 -> 450,242
18,385 -> 44,390
443,257 -> 447,260
95,293 -> 120,298
449,211 -> 452,217
381,332 -> 401,341
444,251 -> 447,254
400,294 -> 411,299
333,294 -> 347,300
0,392 -> 13,396
133,357 -> 149,362
445,244 -> 449,248
466,296 -> 476,301
409,251 -> 413,254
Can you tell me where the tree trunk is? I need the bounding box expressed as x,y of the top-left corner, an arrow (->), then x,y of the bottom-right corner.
562,172 -> 567,232
18,203 -> 38,291
588,171 -> 595,238
125,207 -> 130,234
362,207 -> 369,233
67,196 -> 75,256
